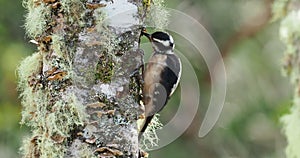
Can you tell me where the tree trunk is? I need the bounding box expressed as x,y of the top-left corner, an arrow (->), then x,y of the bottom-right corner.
18,0 -> 165,157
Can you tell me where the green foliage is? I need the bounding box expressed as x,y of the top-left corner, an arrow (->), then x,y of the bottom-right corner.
0,104 -> 20,130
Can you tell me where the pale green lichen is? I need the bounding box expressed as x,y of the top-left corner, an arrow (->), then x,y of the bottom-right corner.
61,0 -> 85,24
21,0 -> 144,156
17,52 -> 42,89
140,114 -> 163,150
46,94 -> 86,137
281,97 -> 300,158
23,1 -> 51,38
17,52 -> 43,125
94,8 -> 117,53
19,36 -> 86,158
20,136 -> 39,158
61,0 -> 84,14
276,1 -> 300,157
94,9 -> 107,33
279,10 -> 300,45
93,9 -> 118,83
52,34 -> 65,58
20,89 -> 45,127
272,0 -> 289,21
146,0 -> 169,29
279,10 -> 300,79
20,91 -> 86,157
20,0 -> 89,157
37,137 -> 65,158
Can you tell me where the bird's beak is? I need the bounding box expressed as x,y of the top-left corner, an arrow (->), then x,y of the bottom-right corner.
141,28 -> 152,41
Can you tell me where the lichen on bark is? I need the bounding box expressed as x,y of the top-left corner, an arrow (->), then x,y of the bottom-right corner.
19,0 -> 168,157
273,0 -> 300,157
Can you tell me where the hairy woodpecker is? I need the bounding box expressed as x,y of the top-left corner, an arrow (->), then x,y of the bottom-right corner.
139,30 -> 182,137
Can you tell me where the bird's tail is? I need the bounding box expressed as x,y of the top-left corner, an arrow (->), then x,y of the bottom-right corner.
138,115 -> 154,140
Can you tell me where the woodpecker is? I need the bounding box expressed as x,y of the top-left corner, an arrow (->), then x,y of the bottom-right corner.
139,30 -> 182,137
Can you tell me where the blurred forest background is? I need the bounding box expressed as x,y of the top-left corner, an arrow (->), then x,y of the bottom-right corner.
0,0 -> 292,157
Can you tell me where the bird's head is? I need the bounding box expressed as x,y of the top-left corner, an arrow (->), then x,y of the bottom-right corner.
142,30 -> 175,53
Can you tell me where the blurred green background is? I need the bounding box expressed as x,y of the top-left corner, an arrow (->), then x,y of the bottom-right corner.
0,0 -> 291,157
0,0 -> 33,157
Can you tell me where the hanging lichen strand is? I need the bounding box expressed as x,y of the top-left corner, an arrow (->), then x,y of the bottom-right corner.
273,0 -> 300,157
18,0 -> 155,157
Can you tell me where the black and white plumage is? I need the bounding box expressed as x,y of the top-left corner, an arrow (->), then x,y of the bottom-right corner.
139,31 -> 182,137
